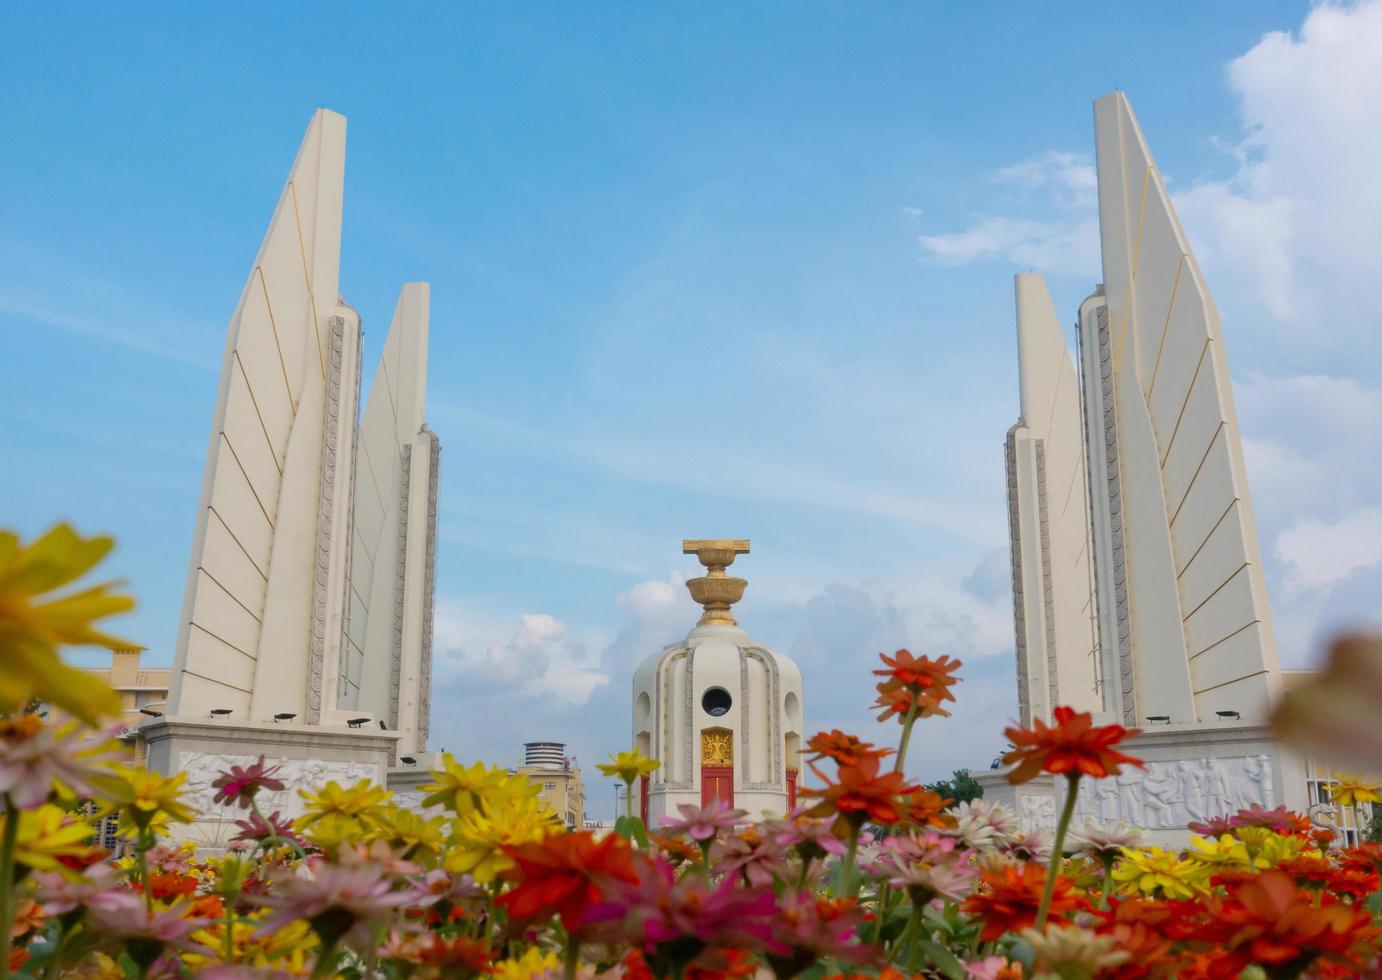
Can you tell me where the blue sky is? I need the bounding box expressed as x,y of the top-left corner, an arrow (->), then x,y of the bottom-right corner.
4,3 -> 1381,817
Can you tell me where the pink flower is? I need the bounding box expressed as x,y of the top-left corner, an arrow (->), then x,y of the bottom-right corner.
584,855 -> 783,971
258,860 -> 419,949
1187,814 -> 1238,837
0,715 -> 121,810
710,829 -> 788,888
87,902 -> 212,969
230,808 -> 300,846
1233,803 -> 1294,832
869,830 -> 978,903
33,863 -> 139,916
211,755 -> 285,809
766,813 -> 848,861
659,799 -> 746,843
765,891 -> 871,974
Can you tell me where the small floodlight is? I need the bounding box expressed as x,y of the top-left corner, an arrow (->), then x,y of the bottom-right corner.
1216,710 -> 1240,720
379,720 -> 388,730
347,717 -> 370,729
400,756 -> 417,766
139,708 -> 163,718
274,712 -> 297,723
210,708 -> 232,718
1146,714 -> 1171,725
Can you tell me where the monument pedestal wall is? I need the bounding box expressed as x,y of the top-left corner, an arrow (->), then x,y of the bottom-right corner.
141,716 -> 400,848
975,724 -> 1309,847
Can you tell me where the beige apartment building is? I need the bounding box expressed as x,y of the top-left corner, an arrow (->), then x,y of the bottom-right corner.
516,741 -> 584,830
84,646 -> 171,727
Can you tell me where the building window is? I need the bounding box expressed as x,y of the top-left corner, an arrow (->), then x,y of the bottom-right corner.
701,687 -> 732,717
545,781 -> 556,791
1305,758 -> 1374,846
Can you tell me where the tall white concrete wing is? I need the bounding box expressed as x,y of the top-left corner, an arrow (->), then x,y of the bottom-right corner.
1092,92 -> 1281,724
1005,274 -> 1101,725
342,284 -> 439,753
169,110 -> 359,723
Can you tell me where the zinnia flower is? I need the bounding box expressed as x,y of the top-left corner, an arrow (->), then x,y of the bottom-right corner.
0,524 -> 132,723
942,799 -> 1020,852
211,755 -> 285,809
873,649 -> 962,701
1018,924 -> 1130,975
497,830 -> 637,930
1327,773 -> 1382,808
258,860 -> 419,950
1068,819 -> 1143,862
0,714 -> 122,810
1272,633 -> 1382,775
659,799 -> 745,843
803,730 -> 892,766
596,749 -> 661,785
962,862 -> 1077,940
764,893 -> 870,977
802,755 -> 912,827
94,766 -> 197,831
1002,706 -> 1142,784
871,830 -> 977,904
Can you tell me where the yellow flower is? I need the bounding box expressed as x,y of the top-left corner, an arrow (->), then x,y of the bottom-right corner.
5,803 -> 101,873
444,795 -> 552,884
597,748 -> 660,786
421,755 -> 538,817
1255,830 -> 1315,867
492,947 -> 562,980
187,918 -> 316,973
298,778 -> 392,826
94,766 -> 197,831
1186,834 -> 1257,871
1328,774 -> 1382,808
366,805 -> 449,868
1111,845 -> 1205,899
0,524 -> 133,722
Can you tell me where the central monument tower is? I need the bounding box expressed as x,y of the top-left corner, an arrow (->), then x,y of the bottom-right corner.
632,541 -> 805,822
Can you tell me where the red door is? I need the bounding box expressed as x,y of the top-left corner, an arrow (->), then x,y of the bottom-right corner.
786,767 -> 798,810
639,775 -> 650,824
701,765 -> 734,807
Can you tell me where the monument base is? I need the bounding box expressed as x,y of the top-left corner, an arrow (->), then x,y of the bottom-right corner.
974,723 -> 1310,847
140,716 -> 401,848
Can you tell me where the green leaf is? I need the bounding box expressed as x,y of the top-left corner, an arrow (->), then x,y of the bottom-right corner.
916,939 -> 966,980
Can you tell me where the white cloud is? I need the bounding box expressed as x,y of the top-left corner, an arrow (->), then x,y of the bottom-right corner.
993,151 -> 1096,208
1275,508 -> 1382,593
436,609 -> 609,704
917,215 -> 1099,278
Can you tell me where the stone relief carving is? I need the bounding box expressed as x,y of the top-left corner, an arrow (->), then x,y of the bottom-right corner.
177,753 -> 384,822
1020,793 -> 1058,830
1068,754 -> 1275,829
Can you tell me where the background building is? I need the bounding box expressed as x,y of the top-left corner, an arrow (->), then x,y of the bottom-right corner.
516,741 -> 584,830
83,645 -> 171,726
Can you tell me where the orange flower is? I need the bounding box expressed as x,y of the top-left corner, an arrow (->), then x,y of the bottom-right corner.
896,787 -> 955,830
498,830 -> 637,930
1204,870 -> 1379,974
802,755 -> 911,827
651,832 -> 702,868
873,686 -> 951,724
1002,706 -> 1142,784
962,863 -> 1077,940
873,649 -> 962,700
803,730 -> 892,766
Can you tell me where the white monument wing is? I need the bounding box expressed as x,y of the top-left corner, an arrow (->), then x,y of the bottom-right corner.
1093,93 -> 1280,724
169,110 -> 347,720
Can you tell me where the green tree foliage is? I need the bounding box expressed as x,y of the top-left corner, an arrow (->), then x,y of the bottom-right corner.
928,768 -> 983,804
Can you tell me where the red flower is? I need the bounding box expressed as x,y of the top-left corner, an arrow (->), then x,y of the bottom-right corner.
962,863 -> 1077,940
1203,870 -> 1379,974
802,755 -> 912,827
1002,706 -> 1142,784
498,830 -> 637,930
803,730 -> 893,766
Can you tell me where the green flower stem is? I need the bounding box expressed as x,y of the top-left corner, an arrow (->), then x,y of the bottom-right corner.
0,794 -> 19,980
894,904 -> 923,968
872,882 -> 893,944
625,780 -> 634,820
309,940 -> 339,980
138,828 -> 153,915
564,934 -> 580,980
838,823 -> 861,898
893,699 -> 923,774
1098,856 -> 1115,910
1034,773 -> 1080,931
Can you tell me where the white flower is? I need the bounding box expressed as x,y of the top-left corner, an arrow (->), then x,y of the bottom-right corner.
1068,819 -> 1143,862
944,799 -> 1019,851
